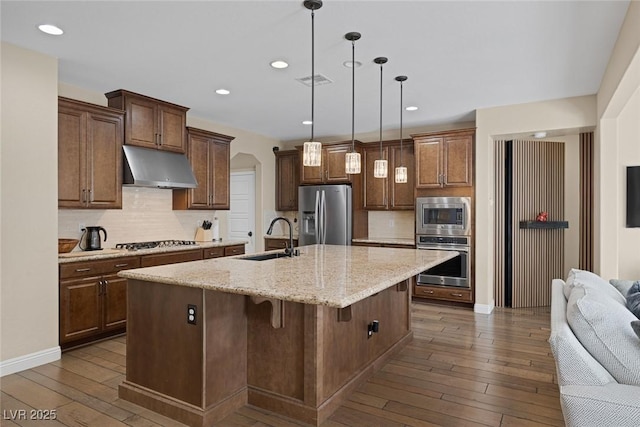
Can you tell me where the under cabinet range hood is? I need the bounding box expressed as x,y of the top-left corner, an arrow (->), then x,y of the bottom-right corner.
122,145 -> 197,189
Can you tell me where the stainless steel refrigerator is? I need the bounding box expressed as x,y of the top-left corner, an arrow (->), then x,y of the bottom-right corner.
298,185 -> 352,246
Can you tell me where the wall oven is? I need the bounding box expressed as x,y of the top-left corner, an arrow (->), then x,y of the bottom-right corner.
416,235 -> 470,288
416,196 -> 470,236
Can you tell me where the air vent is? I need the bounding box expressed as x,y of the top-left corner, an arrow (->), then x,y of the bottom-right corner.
296,74 -> 333,87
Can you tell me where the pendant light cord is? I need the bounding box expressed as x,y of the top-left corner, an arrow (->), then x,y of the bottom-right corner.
351,39 -> 355,152
399,80 -> 403,166
311,8 -> 315,142
379,62 -> 383,158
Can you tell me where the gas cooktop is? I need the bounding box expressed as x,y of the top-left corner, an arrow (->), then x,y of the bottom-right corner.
115,240 -> 197,251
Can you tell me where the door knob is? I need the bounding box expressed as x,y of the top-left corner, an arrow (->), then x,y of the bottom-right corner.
248,231 -> 253,237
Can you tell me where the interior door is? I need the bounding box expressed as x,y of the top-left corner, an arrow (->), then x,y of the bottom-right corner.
229,171 -> 256,253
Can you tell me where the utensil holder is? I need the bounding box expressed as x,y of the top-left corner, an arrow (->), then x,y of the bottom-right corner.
195,227 -> 213,242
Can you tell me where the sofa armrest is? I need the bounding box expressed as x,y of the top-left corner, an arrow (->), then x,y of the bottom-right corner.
560,383 -> 640,427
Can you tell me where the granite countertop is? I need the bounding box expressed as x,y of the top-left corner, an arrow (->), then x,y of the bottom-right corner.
58,240 -> 248,264
352,238 -> 416,247
119,244 -> 457,308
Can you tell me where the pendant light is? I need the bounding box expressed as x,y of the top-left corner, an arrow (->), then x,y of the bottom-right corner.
344,32 -> 361,175
394,75 -> 408,184
302,0 -> 323,167
373,57 -> 388,178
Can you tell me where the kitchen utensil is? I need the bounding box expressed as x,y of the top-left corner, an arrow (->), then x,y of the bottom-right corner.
80,226 -> 108,251
58,238 -> 80,253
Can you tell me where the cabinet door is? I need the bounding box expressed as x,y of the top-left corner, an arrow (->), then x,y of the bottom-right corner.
58,106 -> 87,208
86,111 -> 123,208
158,105 -> 186,153
103,274 -> 127,331
224,245 -> 245,256
125,96 -> 158,149
59,277 -> 102,344
389,144 -> 415,209
324,145 -> 351,183
210,139 -> 230,209
415,137 -> 443,188
443,134 -> 473,187
363,146 -> 387,209
299,148 -> 324,184
276,151 -> 299,211
187,134 -> 211,208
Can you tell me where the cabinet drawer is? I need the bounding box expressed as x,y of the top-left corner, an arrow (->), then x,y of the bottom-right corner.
265,238 -> 298,250
60,256 -> 141,279
203,247 -> 225,259
141,249 -> 202,267
413,285 -> 472,302
224,245 -> 245,256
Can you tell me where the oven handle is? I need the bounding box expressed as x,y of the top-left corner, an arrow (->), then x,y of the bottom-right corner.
417,245 -> 469,252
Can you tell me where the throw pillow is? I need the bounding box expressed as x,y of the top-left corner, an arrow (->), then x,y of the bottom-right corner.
566,286 -> 640,385
564,268 -> 626,306
631,321 -> 640,340
610,279 -> 637,299
626,282 -> 640,318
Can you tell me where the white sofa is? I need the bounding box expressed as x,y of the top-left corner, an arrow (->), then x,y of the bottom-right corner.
549,271 -> 640,426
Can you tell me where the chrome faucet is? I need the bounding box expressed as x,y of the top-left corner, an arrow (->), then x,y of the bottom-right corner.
266,217 -> 298,257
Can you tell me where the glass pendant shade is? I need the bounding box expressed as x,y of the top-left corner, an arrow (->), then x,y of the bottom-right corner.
345,151 -> 361,174
395,166 -> 408,183
374,159 -> 388,178
303,141 -> 322,167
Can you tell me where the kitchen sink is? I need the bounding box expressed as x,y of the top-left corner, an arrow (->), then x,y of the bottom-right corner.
238,252 -> 291,261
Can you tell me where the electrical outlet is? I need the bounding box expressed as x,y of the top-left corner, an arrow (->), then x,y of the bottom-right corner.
78,222 -> 85,232
187,304 -> 197,325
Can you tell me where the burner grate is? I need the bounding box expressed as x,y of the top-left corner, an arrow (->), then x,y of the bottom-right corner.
115,240 -> 197,251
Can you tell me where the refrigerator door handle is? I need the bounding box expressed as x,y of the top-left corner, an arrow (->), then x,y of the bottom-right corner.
321,190 -> 327,244
314,190 -> 320,242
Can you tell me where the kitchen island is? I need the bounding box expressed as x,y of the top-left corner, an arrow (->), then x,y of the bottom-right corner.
118,244 -> 457,426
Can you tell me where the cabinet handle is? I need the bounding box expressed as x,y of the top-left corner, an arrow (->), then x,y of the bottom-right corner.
98,280 -> 104,295
115,263 -> 128,268
82,189 -> 86,203
159,134 -> 163,146
450,293 -> 463,297
75,268 -> 91,272
88,189 -> 92,202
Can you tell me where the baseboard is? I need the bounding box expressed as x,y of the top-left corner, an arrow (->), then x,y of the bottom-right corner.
474,302 -> 495,314
0,346 -> 61,377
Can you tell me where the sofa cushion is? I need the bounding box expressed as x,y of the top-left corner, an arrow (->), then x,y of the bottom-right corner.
627,282 -> 640,318
631,321 -> 640,340
564,268 -> 626,306
610,279 -> 637,299
567,286 -> 640,385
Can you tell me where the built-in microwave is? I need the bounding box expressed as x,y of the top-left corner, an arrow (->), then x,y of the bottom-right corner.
416,197 -> 471,236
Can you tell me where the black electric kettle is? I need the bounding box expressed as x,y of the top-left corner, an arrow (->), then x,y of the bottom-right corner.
80,226 -> 108,251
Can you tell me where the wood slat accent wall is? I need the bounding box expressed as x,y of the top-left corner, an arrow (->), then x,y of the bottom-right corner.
580,132 -> 594,271
511,140 -> 564,308
494,140 -> 506,307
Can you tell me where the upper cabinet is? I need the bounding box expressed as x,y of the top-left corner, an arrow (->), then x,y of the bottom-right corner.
413,128 -> 474,188
298,141 -> 361,185
363,141 -> 415,210
58,97 -> 124,209
173,127 -> 234,210
275,150 -> 299,211
105,89 -> 188,153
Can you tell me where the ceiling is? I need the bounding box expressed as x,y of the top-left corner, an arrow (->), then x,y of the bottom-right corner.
1,1 -> 630,142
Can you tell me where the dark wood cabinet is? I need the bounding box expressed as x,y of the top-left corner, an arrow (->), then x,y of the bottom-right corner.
299,142 -> 360,185
224,244 -> 245,256
140,248 -> 203,267
59,256 -> 141,348
275,150 -> 299,211
203,247 -> 225,259
264,237 -> 299,251
363,142 -> 415,210
105,89 -> 188,153
413,128 -> 474,188
173,127 -> 234,210
413,284 -> 473,303
58,97 -> 124,209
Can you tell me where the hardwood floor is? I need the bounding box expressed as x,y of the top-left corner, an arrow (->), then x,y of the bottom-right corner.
0,302 -> 563,426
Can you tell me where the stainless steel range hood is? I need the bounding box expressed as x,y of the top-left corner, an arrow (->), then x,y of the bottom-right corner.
122,145 -> 197,189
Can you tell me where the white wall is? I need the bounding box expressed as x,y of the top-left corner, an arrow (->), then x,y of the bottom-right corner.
1,43 -> 60,369
475,95 -> 597,312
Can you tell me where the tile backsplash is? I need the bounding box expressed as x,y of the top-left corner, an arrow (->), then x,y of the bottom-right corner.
367,210 -> 415,239
58,187 -> 216,248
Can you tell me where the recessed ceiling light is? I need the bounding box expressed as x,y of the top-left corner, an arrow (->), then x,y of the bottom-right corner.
533,131 -> 547,138
405,106 -> 418,111
270,60 -> 289,69
38,24 -> 64,35
215,89 -> 230,95
343,60 -> 362,68
302,120 -> 312,125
